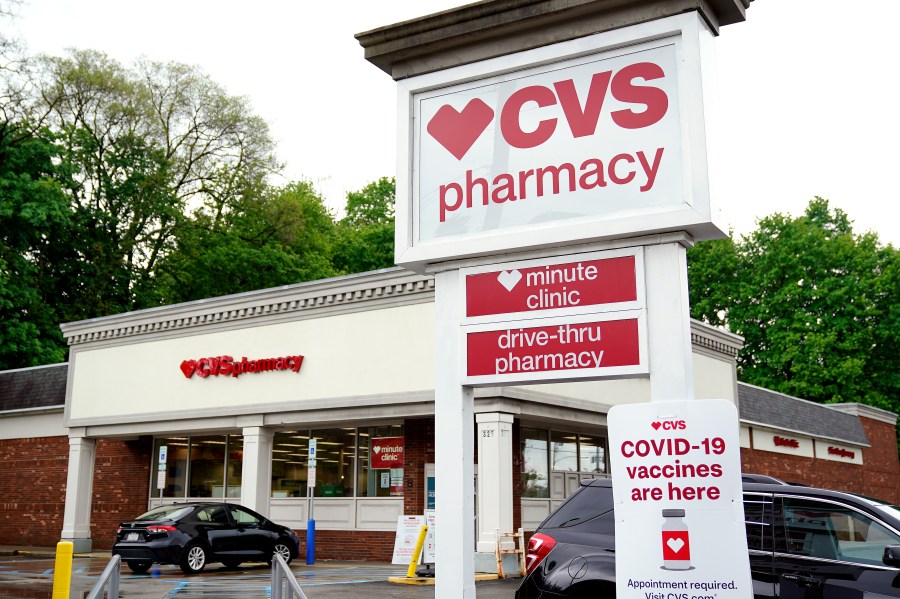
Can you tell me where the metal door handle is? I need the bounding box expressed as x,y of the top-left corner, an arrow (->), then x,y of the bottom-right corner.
782,573 -> 822,589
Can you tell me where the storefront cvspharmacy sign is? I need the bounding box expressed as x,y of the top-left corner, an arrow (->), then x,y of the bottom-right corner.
180,354 -> 304,379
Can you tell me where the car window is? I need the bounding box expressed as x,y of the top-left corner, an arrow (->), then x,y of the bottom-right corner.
779,497 -> 900,566
229,505 -> 263,525
743,493 -> 774,551
542,485 -> 614,529
134,505 -> 194,521
196,505 -> 229,524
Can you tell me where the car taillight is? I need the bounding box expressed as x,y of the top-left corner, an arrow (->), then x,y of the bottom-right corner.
146,525 -> 177,533
525,532 -> 557,574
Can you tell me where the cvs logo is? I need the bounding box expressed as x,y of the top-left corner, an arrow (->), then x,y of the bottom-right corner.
651,420 -> 687,431
426,61 -> 668,161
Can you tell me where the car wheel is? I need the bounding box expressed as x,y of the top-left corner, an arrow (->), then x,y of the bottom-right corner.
269,539 -> 294,565
180,543 -> 208,574
127,561 -> 152,574
221,559 -> 242,569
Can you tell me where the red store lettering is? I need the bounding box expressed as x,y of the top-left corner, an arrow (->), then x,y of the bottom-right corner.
773,436 -> 800,448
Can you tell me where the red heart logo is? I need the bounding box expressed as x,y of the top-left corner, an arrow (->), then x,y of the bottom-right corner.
180,360 -> 197,378
651,421 -> 661,430
426,99 -> 494,160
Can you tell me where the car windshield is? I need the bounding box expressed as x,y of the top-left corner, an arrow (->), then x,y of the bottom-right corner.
133,505 -> 194,521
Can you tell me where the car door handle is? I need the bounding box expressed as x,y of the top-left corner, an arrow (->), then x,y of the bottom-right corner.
782,573 -> 823,589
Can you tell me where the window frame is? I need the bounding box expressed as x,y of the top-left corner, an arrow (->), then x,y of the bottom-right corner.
773,493 -> 900,568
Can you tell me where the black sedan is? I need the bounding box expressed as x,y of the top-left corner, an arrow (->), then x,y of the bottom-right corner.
112,502 -> 300,574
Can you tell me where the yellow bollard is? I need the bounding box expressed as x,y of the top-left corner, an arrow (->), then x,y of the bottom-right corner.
51,541 -> 74,599
406,524 -> 429,578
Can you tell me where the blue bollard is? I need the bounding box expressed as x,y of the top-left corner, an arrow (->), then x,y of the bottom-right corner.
306,519 -> 316,565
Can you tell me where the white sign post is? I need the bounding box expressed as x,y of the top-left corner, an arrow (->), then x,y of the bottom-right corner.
608,400 -> 752,599
307,438 -> 317,565
156,445 -> 167,498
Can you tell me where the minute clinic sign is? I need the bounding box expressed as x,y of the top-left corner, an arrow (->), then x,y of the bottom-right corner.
395,15 -> 722,272
462,249 -> 647,385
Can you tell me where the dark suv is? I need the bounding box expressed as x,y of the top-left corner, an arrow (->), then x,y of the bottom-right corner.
516,477 -> 900,598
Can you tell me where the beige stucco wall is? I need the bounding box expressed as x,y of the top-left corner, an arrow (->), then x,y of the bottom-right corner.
68,302 -> 436,422
0,411 -> 67,440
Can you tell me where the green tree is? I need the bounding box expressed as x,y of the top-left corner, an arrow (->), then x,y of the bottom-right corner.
27,49 -> 280,313
688,198 -> 899,411
155,181 -> 337,303
0,47 -> 284,369
0,124 -> 72,368
333,177 -> 395,274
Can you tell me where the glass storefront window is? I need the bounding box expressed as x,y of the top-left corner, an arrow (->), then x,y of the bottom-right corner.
189,436 -> 226,497
271,432 -> 309,498
153,438 -> 188,498
312,428 -> 356,498
151,435 -> 242,499
551,431 -> 579,472
522,428 -> 609,498
579,434 -> 606,474
271,425 -> 403,499
358,425 -> 404,497
522,428 -> 549,498
226,435 -> 243,498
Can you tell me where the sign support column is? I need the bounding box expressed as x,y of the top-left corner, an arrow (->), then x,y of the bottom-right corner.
240,425 -> 273,516
475,413 -> 513,554
61,434 -> 96,554
433,269 -> 476,599
645,240 -> 695,402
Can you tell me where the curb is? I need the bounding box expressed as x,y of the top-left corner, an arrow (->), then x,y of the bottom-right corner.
388,573 -> 500,585
0,549 -> 105,559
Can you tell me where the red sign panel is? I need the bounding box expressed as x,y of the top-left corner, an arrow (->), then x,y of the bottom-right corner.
466,318 -> 640,377
465,255 -> 636,318
370,437 -> 404,469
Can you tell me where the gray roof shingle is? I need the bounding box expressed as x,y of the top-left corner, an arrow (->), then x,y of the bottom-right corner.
0,363 -> 67,412
738,382 -> 869,445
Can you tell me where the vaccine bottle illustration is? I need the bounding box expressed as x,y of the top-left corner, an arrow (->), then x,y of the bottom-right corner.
661,508 -> 692,570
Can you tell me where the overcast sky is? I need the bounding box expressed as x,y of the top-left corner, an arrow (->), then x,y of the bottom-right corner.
10,0 -> 900,246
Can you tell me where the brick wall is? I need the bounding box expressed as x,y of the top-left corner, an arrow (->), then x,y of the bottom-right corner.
741,416 -> 900,503
403,418 -> 435,515
300,530 -> 395,561
90,437 -> 152,550
0,436 -> 69,546
859,417 -> 900,504
0,435 -> 152,548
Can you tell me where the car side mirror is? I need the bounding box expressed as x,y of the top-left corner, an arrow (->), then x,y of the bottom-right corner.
883,545 -> 900,567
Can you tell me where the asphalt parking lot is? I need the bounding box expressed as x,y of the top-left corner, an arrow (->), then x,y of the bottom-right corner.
0,553 -> 520,598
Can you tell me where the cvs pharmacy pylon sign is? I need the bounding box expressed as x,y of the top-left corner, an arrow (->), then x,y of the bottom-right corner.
394,16 -> 723,272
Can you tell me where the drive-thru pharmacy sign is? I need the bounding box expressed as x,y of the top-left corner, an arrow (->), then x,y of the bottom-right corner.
462,248 -> 647,385
607,400 -> 752,599
394,15 -> 722,272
